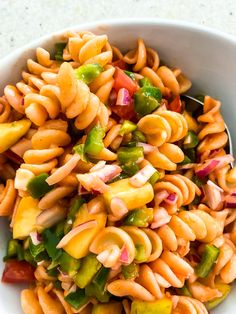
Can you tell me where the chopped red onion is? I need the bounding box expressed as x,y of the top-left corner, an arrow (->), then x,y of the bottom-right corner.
129,164 -> 156,187
89,161 -> 106,172
116,88 -> 131,106
29,231 -> 42,246
225,194 -> 236,208
203,184 -> 222,210
119,246 -> 129,264
207,180 -> 223,192
165,193 -> 178,205
78,184 -> 90,195
137,142 -> 156,154
155,190 -> 169,206
195,160 -> 220,178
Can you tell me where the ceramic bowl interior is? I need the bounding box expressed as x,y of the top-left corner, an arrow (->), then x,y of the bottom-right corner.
0,19 -> 236,313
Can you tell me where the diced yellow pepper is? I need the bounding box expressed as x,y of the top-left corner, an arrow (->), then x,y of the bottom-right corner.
64,204 -> 107,259
103,178 -> 154,210
0,119 -> 31,153
92,302 -> 123,314
131,299 -> 172,314
13,196 -> 42,239
183,111 -> 199,133
206,283 -> 231,310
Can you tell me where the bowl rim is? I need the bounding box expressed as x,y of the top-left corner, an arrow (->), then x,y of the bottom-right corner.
0,18 -> 236,65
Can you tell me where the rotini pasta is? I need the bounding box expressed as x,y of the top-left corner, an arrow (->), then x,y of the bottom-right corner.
0,31 -> 234,314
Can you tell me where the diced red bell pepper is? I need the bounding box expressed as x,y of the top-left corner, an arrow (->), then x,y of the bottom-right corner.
2,260 -> 35,283
113,68 -> 138,96
168,95 -> 182,113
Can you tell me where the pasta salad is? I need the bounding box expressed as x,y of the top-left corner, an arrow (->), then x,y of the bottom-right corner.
0,31 -> 236,314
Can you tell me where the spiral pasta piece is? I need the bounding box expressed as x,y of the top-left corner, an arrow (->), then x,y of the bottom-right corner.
63,32 -> 112,66
157,210 -> 219,255
211,236 -> 236,284
89,226 -> 162,268
57,62 -> 110,130
172,295 -> 208,314
137,111 -> 188,147
154,174 -> 201,210
89,65 -> 115,104
0,96 -> 14,122
149,250 -> 194,288
197,96 -> 228,154
0,179 -> 17,216
21,120 -> 70,174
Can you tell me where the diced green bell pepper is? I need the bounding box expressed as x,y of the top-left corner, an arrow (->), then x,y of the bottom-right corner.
75,63 -> 103,84
27,173 -> 53,199
176,284 -> 192,297
122,262 -> 139,280
183,131 -> 199,149
124,207 -> 153,227
134,86 -> 162,116
64,289 -> 89,310
119,120 -> 137,136
132,130 -> 147,143
85,283 -> 110,303
29,237 -> 45,262
74,253 -> 101,289
184,148 -> 196,163
135,244 -> 147,262
180,155 -> 192,165
4,239 -> 24,261
192,176 -> 204,187
42,229 -> 62,262
131,299 -> 172,314
73,144 -> 88,162
196,244 -> 220,278
139,77 -> 152,87
117,146 -> 144,164
124,70 -> 136,80
84,125 -> 105,156
121,162 -> 140,177
54,42 -> 66,61
149,171 -> 161,185
93,267 -> 110,292
24,249 -> 36,266
64,197 -> 85,234
59,251 -> 80,276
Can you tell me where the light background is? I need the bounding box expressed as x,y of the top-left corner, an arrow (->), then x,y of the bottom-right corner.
0,0 -> 236,58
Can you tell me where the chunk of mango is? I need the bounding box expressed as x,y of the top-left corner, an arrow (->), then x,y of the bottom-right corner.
183,111 -> 199,133
64,204 -> 107,259
13,196 -> 42,239
0,119 -> 31,153
92,303 -> 122,314
103,178 -> 154,211
131,299 -> 172,314
206,283 -> 231,310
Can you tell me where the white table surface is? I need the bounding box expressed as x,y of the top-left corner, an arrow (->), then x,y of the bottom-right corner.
0,0 -> 236,59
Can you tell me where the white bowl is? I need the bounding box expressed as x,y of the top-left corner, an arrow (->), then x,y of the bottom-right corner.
0,19 -> 236,313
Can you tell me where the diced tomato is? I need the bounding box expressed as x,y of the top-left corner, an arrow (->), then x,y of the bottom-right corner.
168,95 -> 182,113
2,260 -> 35,283
111,59 -> 127,70
111,101 -> 136,120
113,67 -> 138,96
